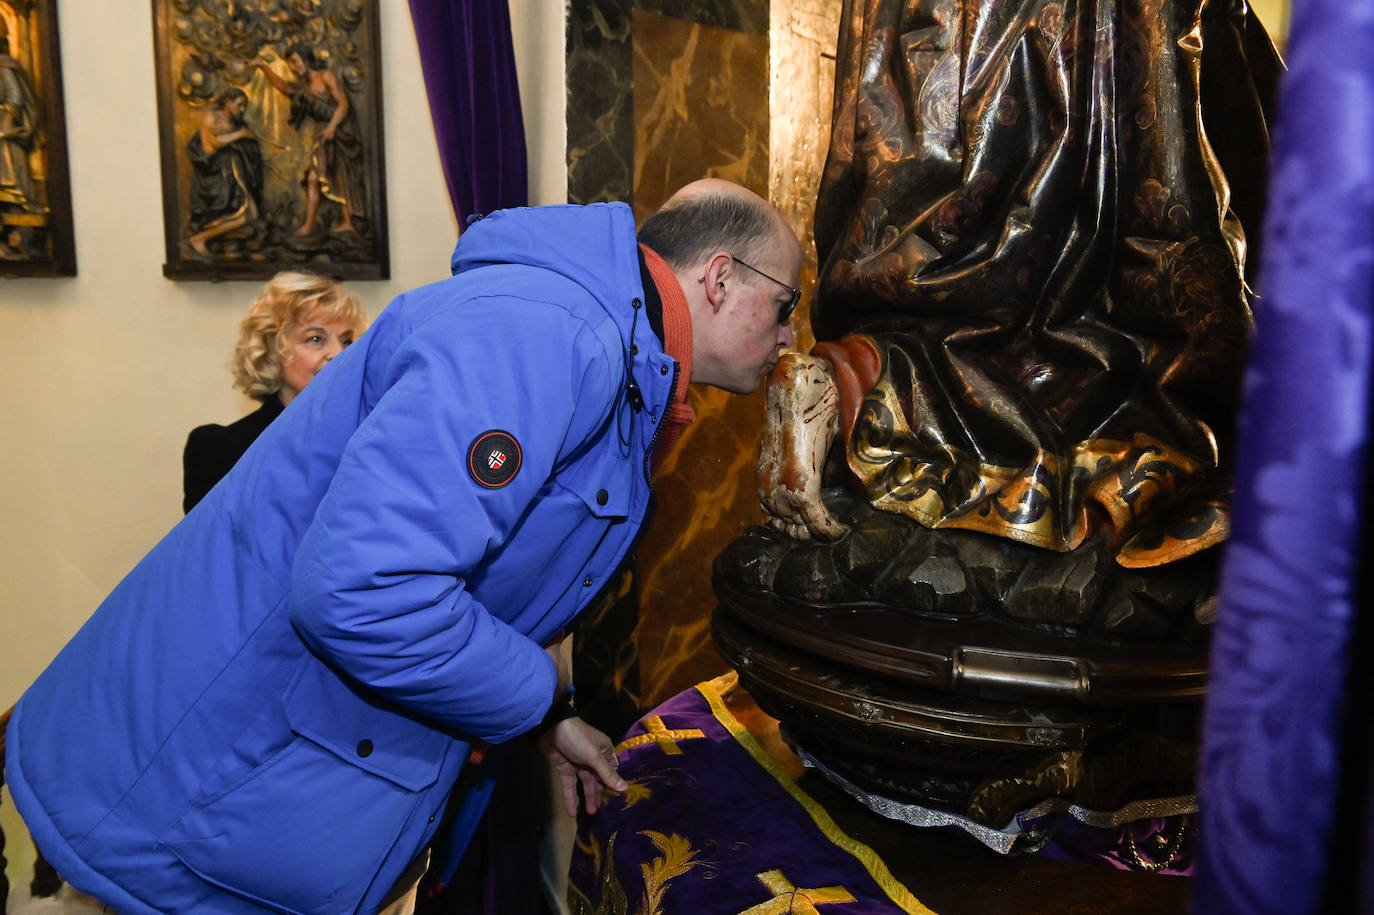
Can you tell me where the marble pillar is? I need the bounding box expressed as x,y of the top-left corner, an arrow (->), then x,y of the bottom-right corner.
566,0 -> 840,736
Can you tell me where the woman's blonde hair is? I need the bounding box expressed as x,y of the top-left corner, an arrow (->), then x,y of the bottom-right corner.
231,271 -> 366,401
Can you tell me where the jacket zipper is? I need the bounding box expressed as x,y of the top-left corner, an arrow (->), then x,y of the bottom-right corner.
564,360 -> 678,622
641,361 -> 680,489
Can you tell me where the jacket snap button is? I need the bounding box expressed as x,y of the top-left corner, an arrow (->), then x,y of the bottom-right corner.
357,739 -> 374,757
660,365 -> 668,375
596,489 -> 608,505
428,815 -> 436,823
583,576 -> 593,587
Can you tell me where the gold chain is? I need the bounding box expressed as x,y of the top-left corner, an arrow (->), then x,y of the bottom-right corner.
1123,817 -> 1189,873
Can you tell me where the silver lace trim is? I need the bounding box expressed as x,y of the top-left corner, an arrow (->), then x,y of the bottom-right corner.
794,744 -> 1197,855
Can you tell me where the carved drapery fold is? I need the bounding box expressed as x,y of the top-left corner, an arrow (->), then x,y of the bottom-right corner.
812,0 -> 1277,563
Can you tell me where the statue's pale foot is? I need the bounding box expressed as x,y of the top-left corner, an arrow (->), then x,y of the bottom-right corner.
757,352 -> 847,541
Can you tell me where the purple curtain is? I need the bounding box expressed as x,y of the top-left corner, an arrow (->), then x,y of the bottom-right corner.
406,0 -> 529,226
1194,0 -> 1374,911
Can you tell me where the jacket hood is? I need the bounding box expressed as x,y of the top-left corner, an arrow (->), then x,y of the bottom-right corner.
450,202 -> 644,330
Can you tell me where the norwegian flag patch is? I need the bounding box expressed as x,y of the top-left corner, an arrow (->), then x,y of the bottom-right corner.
467,430 -> 522,489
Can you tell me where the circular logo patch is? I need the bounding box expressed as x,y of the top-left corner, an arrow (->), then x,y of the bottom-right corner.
467,430 -> 522,489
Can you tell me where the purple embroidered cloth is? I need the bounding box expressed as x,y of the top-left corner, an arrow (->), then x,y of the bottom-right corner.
568,673 -> 931,914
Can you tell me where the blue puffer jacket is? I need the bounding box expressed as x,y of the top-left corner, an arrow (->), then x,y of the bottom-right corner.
5,202 -> 678,914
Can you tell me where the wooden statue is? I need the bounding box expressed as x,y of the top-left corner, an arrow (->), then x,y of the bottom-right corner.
715,0 -> 1278,849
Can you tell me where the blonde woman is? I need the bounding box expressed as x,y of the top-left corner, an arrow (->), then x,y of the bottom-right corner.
183,270 -> 366,512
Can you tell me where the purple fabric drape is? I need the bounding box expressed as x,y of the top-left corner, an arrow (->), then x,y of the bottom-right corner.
406,0 -> 529,227
1194,0 -> 1374,911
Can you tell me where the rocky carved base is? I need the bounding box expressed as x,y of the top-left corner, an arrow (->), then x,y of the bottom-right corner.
723,494 -> 1218,644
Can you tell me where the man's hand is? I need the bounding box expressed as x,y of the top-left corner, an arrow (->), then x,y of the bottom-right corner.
538,716 -> 627,817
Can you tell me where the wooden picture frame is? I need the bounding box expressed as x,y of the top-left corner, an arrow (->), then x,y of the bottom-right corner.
0,0 -> 75,277
151,0 -> 389,280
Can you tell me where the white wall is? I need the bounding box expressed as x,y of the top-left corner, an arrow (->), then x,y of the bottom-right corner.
514,0 -> 570,205
0,1 -> 566,709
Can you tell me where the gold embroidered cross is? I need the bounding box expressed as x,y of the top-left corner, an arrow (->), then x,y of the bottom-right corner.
735,869 -> 856,914
614,715 -> 705,756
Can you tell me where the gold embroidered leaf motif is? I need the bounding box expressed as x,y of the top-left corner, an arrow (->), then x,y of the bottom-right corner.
574,830 -> 604,886
637,831 -> 704,915
569,831 -> 632,915
619,779 -> 652,809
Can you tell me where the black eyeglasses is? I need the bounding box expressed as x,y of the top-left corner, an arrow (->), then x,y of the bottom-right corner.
732,256 -> 801,324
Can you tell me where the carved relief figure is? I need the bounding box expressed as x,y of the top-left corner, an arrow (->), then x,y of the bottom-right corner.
0,15 -> 36,210
186,88 -> 265,256
0,11 -> 40,259
253,43 -> 366,236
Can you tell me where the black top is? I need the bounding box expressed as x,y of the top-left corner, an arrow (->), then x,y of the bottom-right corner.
637,246 -> 666,346
182,397 -> 285,513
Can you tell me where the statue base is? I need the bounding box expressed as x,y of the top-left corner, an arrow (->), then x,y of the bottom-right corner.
712,513 -> 1211,829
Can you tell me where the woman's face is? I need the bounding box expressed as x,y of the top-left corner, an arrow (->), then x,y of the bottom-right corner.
279,313 -> 357,403
287,52 -> 306,76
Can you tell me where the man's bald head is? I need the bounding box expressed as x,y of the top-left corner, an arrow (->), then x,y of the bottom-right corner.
637,179 -> 794,271
638,179 -> 801,393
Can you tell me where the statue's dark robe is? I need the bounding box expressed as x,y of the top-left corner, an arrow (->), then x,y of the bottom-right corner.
812,0 -> 1277,566
186,131 -> 264,232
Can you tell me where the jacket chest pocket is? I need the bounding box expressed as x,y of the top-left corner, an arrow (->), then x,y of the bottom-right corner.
478,448 -> 636,614
556,450 -> 631,522
159,657 -> 453,914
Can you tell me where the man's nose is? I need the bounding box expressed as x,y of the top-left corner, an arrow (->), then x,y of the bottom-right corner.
778,320 -> 795,348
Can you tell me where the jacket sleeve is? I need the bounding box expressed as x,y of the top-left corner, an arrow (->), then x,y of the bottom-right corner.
289,293 -> 617,742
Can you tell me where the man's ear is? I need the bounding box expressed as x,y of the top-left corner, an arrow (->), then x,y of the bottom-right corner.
701,252 -> 734,313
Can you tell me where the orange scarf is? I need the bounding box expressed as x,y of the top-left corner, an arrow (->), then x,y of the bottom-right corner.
639,243 -> 697,473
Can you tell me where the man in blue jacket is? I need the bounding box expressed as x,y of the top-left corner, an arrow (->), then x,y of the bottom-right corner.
4,178 -> 800,914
